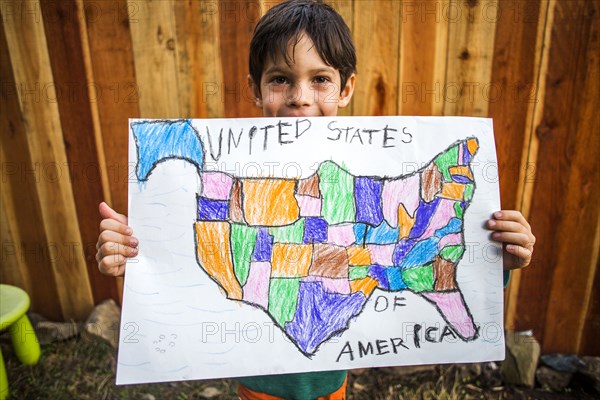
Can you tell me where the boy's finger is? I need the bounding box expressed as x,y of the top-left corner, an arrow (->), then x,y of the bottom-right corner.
99,202 -> 128,225
486,219 -> 528,234
491,231 -> 534,249
99,230 -> 138,248
504,244 -> 532,266
99,241 -> 138,259
98,256 -> 127,276
493,210 -> 531,230
100,218 -> 133,236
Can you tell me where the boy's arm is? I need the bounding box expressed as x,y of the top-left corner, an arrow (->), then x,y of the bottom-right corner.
486,210 -> 536,271
96,202 -> 138,277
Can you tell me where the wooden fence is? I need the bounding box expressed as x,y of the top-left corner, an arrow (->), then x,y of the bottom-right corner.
1,0 -> 598,356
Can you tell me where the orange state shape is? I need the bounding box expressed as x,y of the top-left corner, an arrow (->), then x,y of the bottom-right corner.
448,166 -> 474,180
346,246 -> 372,266
242,179 -> 299,226
440,182 -> 465,200
398,203 -> 416,239
467,138 -> 479,155
195,222 -> 242,300
350,276 -> 379,296
271,243 -> 313,278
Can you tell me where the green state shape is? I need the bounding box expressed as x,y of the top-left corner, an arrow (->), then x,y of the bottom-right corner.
434,145 -> 459,182
318,161 -> 355,224
401,264 -> 434,292
440,245 -> 465,262
268,278 -> 301,326
270,218 -> 305,244
230,223 -> 258,286
454,201 -> 464,218
349,266 -> 370,280
464,183 -> 474,201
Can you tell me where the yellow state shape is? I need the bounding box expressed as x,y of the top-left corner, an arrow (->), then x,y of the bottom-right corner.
271,243 -> 313,277
440,182 -> 465,200
195,222 -> 242,300
242,179 -> 299,226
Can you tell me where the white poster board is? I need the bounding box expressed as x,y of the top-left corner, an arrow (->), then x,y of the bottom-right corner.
117,116 -> 504,385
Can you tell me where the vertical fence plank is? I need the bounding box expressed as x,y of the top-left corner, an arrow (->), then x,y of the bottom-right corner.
580,256 -> 600,356
512,0 -> 597,349
1,0 -> 93,320
444,0 -> 498,116
83,0 -> 140,218
398,0 -> 449,116
128,0 -> 180,117
174,0 -> 225,118
327,0 -> 354,117
353,0 -> 401,116
219,0 -> 264,118
40,0 -> 119,304
541,0 -> 599,354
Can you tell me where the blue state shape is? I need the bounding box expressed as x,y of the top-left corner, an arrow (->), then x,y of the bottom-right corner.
353,223 -> 367,244
365,220 -> 399,244
386,267 -> 407,291
132,119 -> 204,181
399,237 -> 440,270
434,217 -> 463,238
285,281 -> 367,355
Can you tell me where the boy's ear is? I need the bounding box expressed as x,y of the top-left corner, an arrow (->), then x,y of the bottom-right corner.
247,74 -> 262,108
338,73 -> 356,108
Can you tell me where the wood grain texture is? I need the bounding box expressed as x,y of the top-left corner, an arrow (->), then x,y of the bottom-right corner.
541,0 -> 599,354
444,0 -> 498,116
512,0 -> 598,350
327,0 -> 354,117
83,0 -> 139,216
41,0 -> 119,305
399,0 -> 449,116
128,0 -> 180,117
352,0 -> 400,116
580,255 -> 600,356
1,0 -> 93,320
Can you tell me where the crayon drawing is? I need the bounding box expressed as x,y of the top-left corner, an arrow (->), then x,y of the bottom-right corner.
118,116 -> 504,384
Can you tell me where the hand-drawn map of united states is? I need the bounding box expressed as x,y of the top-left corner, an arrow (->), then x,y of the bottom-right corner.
132,119 -> 480,357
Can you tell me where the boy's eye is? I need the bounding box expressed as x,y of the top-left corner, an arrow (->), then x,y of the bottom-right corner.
313,76 -> 330,85
270,76 -> 289,85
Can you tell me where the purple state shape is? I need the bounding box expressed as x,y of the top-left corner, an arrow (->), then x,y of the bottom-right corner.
452,174 -> 473,184
285,281 -> 367,355
355,177 -> 383,226
368,265 -> 389,289
303,217 -> 328,244
393,238 -> 417,265
409,198 -> 440,239
252,228 -> 273,261
462,143 -> 472,165
198,197 -> 228,220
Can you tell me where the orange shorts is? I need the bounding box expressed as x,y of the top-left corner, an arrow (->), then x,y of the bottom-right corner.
237,375 -> 348,400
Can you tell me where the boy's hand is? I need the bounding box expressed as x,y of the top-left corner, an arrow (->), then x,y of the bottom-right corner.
96,202 -> 137,276
487,210 -> 535,271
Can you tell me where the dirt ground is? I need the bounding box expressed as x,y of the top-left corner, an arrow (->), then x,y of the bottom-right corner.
1,333 -> 596,400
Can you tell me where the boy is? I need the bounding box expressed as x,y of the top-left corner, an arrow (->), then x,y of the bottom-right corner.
96,1 -> 535,398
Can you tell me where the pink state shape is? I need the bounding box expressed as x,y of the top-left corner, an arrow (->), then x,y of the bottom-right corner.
419,199 -> 457,239
422,291 -> 477,340
303,276 -> 351,294
202,172 -> 233,200
243,261 -> 271,309
382,174 -> 420,227
367,244 -> 395,265
327,223 -> 356,246
296,194 -> 322,217
438,232 -> 462,249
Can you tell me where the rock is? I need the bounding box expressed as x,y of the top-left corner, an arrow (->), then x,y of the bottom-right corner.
140,394 -> 156,400
481,362 -> 503,388
199,386 -> 222,398
540,354 -> 586,373
501,330 -> 540,387
385,365 -> 437,376
536,365 -> 572,391
27,312 -> 47,327
35,320 -> 82,344
573,356 -> 600,394
83,299 -> 121,349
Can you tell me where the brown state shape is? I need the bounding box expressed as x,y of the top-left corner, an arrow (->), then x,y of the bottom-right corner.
309,244 -> 349,278
296,173 -> 320,198
229,179 -> 244,223
421,163 -> 443,202
434,256 -> 457,291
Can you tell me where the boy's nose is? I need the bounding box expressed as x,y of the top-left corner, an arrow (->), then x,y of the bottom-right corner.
286,83 -> 313,107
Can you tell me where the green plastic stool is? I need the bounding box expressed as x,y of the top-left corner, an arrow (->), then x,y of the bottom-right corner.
0,284 -> 41,400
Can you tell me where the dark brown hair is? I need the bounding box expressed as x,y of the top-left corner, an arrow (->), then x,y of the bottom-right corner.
249,0 -> 356,94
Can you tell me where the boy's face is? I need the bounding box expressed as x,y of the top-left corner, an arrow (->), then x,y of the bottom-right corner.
249,34 -> 355,118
